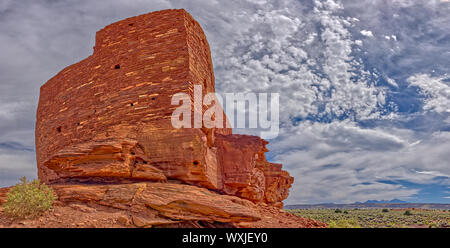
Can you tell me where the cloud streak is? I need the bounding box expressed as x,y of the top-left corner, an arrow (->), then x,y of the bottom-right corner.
270,121 -> 450,203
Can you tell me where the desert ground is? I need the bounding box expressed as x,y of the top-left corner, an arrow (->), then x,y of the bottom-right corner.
289,208 -> 450,228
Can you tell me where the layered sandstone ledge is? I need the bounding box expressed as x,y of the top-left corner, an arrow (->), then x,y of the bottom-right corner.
0,183 -> 325,228
0,9 -> 323,228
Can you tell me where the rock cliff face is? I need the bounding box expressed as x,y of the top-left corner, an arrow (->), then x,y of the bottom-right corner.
27,9 -> 303,227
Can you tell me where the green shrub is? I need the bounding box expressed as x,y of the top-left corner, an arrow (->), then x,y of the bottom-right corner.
335,209 -> 342,213
382,209 -> 389,213
2,177 -> 55,219
403,210 -> 413,216
343,210 -> 349,214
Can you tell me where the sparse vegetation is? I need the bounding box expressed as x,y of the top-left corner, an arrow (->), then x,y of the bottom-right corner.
404,210 -> 412,216
2,177 -> 55,219
329,218 -> 360,228
289,208 -> 450,228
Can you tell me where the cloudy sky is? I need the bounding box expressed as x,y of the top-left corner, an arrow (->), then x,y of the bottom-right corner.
0,0 -> 449,204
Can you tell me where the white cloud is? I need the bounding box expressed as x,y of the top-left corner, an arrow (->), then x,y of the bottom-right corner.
212,0 -> 386,124
270,121 -> 450,204
415,170 -> 450,177
386,77 -> 399,88
360,30 -> 374,37
408,74 -> 450,113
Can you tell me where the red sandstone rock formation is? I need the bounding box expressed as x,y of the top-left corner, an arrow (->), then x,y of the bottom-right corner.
0,183 -> 326,228
0,187 -> 9,205
16,9 -> 301,227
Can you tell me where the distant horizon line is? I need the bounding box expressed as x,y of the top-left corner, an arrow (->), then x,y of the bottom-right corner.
286,200 -> 450,206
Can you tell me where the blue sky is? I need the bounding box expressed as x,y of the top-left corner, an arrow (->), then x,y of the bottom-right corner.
0,0 -> 449,204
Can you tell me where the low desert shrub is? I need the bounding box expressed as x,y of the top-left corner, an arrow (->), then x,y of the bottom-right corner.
382,209 -> 389,213
334,209 -> 342,213
2,177 -> 55,219
329,218 -> 361,228
403,210 -> 413,216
